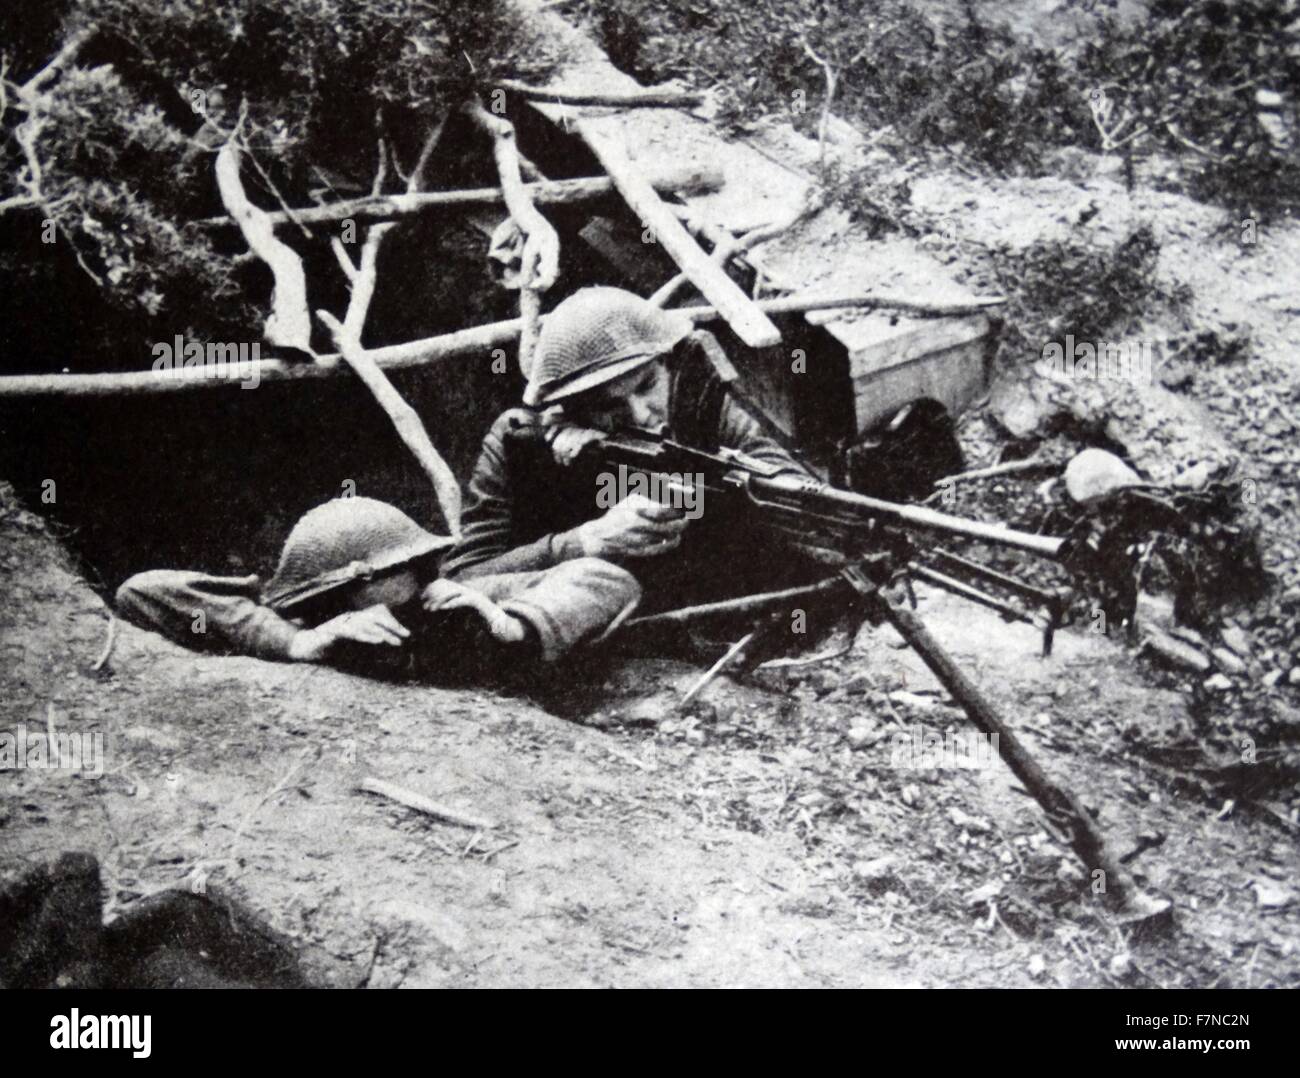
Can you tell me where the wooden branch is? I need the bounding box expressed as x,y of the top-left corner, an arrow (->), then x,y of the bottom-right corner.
312,108 -> 463,532
466,99 -> 559,374
319,309 -> 463,534
196,167 -> 724,229
0,291 -> 1007,398
465,99 -> 559,290
407,116 -> 447,192
215,136 -> 312,351
357,776 -> 496,831
497,79 -> 703,109
800,39 -> 839,174
575,119 -> 781,349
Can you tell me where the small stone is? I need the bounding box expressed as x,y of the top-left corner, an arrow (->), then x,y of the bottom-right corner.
1203,673 -> 1233,691
1289,667 -> 1300,688
1027,954 -> 1047,979
1263,669 -> 1283,688
854,855 -> 898,883
1220,626 -> 1252,656
1109,952 -> 1133,978
1064,448 -> 1142,505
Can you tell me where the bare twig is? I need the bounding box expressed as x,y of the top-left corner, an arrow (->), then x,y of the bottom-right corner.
651,187 -> 826,308
195,167 -> 723,229
315,110 -> 462,532
800,39 -> 839,175
22,27 -> 95,95
932,453 -> 1056,489
317,309 -> 463,533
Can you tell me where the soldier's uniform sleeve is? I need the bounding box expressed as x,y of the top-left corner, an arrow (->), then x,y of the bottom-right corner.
115,570 -> 302,661
441,409 -> 586,580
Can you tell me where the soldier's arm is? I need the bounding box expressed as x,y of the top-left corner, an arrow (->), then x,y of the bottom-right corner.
115,570 -> 303,661
440,413 -> 587,579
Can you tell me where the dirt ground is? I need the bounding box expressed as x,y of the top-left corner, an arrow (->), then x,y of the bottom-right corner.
3,464 -> 1297,987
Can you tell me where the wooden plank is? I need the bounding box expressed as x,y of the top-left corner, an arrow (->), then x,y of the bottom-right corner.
573,119 -> 783,350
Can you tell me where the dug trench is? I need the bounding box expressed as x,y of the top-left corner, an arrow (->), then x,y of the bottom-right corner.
3,447 -> 1298,985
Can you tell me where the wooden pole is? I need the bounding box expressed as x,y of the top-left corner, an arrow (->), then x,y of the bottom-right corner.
195,167 -> 724,230
0,293 -> 1005,398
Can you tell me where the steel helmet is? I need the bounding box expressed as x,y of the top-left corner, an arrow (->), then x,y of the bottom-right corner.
262,497 -> 454,612
524,286 -> 692,406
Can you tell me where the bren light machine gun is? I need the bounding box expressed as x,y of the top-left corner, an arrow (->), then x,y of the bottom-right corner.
587,345 -> 1170,924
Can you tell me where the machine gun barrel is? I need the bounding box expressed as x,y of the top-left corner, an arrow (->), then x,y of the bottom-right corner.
745,473 -> 1067,560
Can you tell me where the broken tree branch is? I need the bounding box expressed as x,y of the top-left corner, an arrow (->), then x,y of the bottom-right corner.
215,124 -> 312,351
318,309 -> 463,535
22,26 -> 95,95
571,117 -> 781,349
315,115 -> 463,533
651,186 -> 827,308
932,453 -> 1058,489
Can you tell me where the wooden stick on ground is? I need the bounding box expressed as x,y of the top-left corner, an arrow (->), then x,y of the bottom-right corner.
932,453 -> 1056,488
357,776 -> 496,831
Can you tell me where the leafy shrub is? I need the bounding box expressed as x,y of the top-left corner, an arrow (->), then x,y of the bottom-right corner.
0,0 -> 561,366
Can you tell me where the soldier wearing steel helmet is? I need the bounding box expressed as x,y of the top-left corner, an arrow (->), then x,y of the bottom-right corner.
116,496 -> 640,679
442,287 -> 812,613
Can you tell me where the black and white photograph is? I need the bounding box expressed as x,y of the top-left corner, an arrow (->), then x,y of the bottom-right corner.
0,0 -> 1296,1025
